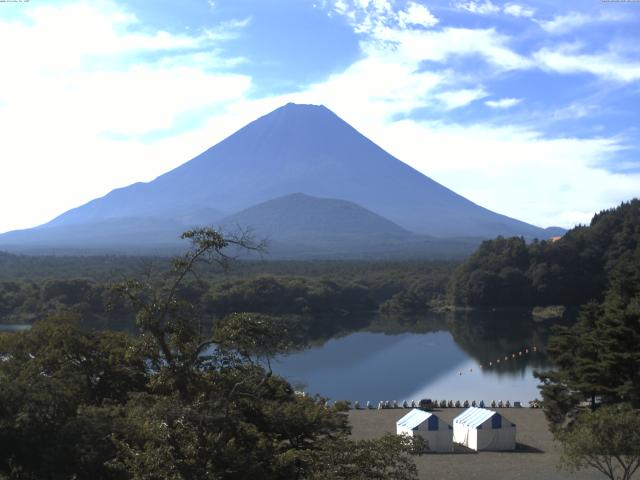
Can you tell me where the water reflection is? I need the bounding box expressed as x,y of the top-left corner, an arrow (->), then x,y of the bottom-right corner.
0,324 -> 32,332
273,311 -> 555,404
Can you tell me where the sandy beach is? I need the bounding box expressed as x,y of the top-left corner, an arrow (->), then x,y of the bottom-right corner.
348,408 -> 611,480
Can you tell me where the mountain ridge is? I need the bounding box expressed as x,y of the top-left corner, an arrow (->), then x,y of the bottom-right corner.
0,103 -> 563,256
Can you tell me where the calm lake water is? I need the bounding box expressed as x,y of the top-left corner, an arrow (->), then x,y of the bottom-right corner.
2,311 -> 556,404
273,312 -> 553,405
0,324 -> 32,332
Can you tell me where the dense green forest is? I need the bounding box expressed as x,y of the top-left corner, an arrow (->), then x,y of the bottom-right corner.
0,256 -> 454,331
448,199 -> 640,308
2,200 -> 638,332
533,215 -> 640,480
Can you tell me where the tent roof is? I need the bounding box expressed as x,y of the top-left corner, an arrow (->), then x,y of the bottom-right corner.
453,407 -> 497,429
397,409 -> 433,429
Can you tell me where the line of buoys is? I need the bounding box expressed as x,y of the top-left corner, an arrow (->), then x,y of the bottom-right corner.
347,399 -> 527,409
477,345 -> 539,371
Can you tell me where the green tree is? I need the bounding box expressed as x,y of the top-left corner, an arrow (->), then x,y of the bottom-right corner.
309,434 -> 420,480
537,247 -> 640,429
0,228 -> 423,479
0,315 -> 146,480
558,404 -> 640,480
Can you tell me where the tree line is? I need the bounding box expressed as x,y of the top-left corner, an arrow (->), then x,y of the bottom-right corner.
448,199 -> 640,308
522,200 -> 640,480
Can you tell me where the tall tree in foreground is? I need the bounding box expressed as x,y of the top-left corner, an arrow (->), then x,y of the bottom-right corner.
537,246 -> 640,479
536,246 -> 640,429
0,228 -> 422,480
558,405 -> 640,480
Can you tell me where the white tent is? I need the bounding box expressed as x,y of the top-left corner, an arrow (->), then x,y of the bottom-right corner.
396,409 -> 453,453
452,407 -> 516,451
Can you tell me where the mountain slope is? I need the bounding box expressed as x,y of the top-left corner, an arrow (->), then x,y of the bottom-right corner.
218,193 -> 481,259
220,193 -> 409,240
41,103 -> 548,237
0,103 -> 558,255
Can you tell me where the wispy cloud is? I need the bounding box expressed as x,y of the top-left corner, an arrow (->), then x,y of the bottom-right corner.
438,88 -> 488,110
534,44 -> 640,82
378,27 -> 533,71
485,97 -> 522,108
537,12 -> 592,35
455,0 -> 500,15
503,3 -> 535,18
397,1 -> 438,28
370,119 -> 636,229
536,10 -> 625,35
455,0 -> 535,18
330,0 -> 438,34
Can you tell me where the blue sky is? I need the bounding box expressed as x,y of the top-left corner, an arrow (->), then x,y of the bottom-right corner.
1,0 -> 639,233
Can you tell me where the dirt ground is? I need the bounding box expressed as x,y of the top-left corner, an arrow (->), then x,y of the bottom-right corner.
348,408 -> 612,480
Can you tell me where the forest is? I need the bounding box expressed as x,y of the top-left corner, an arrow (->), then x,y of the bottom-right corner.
0,256 -> 454,332
1,200 -> 639,335
448,199 -> 640,308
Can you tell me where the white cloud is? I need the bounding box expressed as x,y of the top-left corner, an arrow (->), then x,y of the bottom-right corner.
485,97 -> 522,108
457,1 -> 536,19
537,12 -> 591,34
330,0 -> 437,34
456,0 -> 501,15
534,45 -> 640,82
437,88 -> 488,110
550,102 -> 596,121
301,51 -> 446,120
0,1 -> 253,233
503,3 -> 535,18
536,11 -> 625,35
365,119 -> 637,229
380,27 -> 532,71
397,2 -> 438,28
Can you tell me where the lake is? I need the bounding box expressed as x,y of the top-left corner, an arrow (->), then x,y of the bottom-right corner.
0,324 -> 32,332
272,312 -> 554,406
1,312 -> 556,405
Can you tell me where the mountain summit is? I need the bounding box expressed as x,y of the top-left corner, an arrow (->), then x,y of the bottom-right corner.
0,103 -> 554,254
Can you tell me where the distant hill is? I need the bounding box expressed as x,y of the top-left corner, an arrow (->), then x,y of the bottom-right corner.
220,193 -> 481,259
220,193 -> 408,240
0,103 -> 561,256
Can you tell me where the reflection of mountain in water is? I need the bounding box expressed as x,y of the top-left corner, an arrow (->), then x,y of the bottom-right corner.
274,331 -> 469,403
273,311 -> 555,402
442,310 -> 553,377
